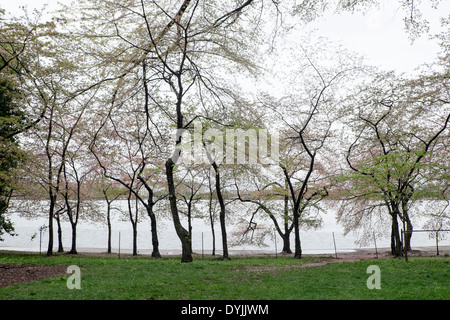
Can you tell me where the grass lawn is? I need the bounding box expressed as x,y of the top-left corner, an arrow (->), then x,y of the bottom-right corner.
0,252 -> 449,300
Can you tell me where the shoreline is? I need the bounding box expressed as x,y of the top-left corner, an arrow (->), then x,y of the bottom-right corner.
1,245 -> 449,259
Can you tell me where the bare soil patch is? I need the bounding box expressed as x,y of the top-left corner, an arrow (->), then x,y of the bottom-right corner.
0,264 -> 68,288
243,251 -> 386,273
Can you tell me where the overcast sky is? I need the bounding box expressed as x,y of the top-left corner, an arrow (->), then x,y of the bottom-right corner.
1,0 -> 448,75
308,1 -> 448,74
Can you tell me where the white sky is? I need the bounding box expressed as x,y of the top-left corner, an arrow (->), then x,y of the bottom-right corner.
307,1 -> 448,74
1,0 -> 448,75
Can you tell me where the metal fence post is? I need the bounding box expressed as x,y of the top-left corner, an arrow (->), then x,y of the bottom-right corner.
274,229 -> 278,259
373,232 -> 378,259
332,232 -> 338,259
436,231 -> 439,256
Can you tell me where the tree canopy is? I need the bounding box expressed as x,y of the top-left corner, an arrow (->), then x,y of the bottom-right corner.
0,0 -> 448,260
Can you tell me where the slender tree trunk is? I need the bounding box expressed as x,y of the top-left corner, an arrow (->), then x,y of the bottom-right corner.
106,201 -> 112,254
147,205 -> 161,258
65,203 -> 77,254
132,225 -> 137,256
218,199 -> 229,260
282,189 -> 292,254
293,208 -> 302,259
209,192 -> 216,256
187,202 -> 193,245
402,199 -> 413,252
56,213 -> 64,253
212,162 -> 229,260
390,219 -> 396,255
166,158 -> 192,263
47,194 -> 56,256
102,189 -> 117,254
283,168 -> 303,259
127,194 -> 139,256
69,223 -> 77,254
66,201 -> 78,254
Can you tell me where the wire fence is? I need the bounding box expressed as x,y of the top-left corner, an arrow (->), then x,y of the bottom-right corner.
2,221 -> 449,259
402,229 -> 450,256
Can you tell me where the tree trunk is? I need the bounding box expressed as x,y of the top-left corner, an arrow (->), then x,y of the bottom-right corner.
212,162 -> 229,260
281,234 -> 292,254
187,202 -> 193,247
405,217 -> 413,252
127,194 -> 139,256
390,221 -> 396,255
390,211 -> 403,257
147,206 -> 161,258
402,200 -> 413,252
218,203 -> 229,260
282,189 -> 292,254
69,223 -> 77,254
56,213 -> 64,253
66,204 -> 78,255
132,224 -> 137,256
293,209 -> 302,259
166,158 -> 192,263
47,194 -> 56,256
208,192 -> 216,256
106,201 -> 112,254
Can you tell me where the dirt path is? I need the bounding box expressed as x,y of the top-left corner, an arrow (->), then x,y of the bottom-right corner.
244,247 -> 450,272
0,264 -> 68,288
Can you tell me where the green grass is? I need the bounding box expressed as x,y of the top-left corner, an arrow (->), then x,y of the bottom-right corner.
0,252 -> 449,300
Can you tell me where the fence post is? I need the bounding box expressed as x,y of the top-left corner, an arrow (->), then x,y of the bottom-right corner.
373,232 -> 378,259
39,228 -> 42,256
436,231 -> 439,256
332,232 -> 338,259
274,229 -> 278,259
